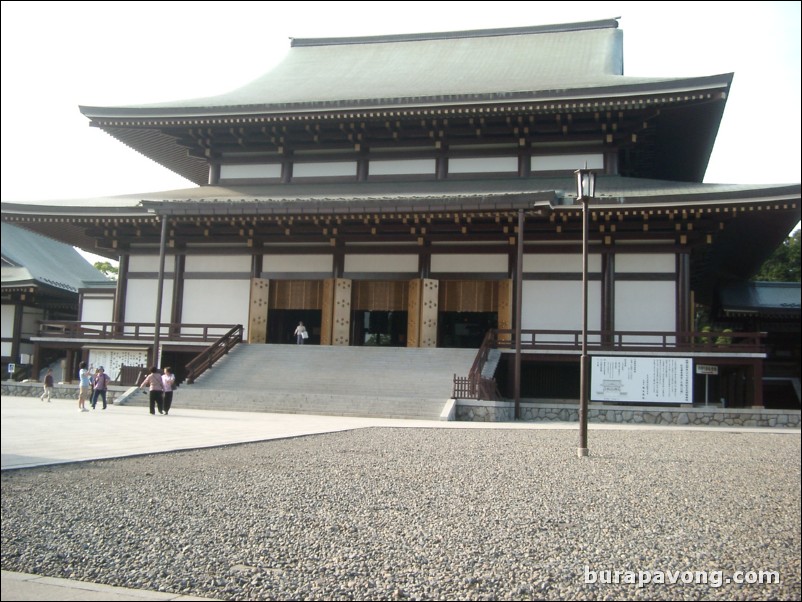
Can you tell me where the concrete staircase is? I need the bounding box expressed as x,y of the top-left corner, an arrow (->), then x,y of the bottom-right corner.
126,345 -> 477,420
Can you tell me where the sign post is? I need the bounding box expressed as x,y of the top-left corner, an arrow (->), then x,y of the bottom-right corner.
696,364 -> 719,406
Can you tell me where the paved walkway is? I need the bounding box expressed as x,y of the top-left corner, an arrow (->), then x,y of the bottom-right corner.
2,395 -> 798,600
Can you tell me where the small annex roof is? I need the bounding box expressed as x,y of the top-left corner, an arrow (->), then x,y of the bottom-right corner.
719,281 -> 801,317
1,222 -> 112,293
79,20 -> 730,119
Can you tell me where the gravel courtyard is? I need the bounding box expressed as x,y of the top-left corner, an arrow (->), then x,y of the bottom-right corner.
2,428 -> 800,601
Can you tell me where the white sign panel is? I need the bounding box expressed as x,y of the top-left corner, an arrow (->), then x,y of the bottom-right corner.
591,357 -> 693,404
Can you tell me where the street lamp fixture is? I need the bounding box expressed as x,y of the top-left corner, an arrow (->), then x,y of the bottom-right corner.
575,167 -> 596,458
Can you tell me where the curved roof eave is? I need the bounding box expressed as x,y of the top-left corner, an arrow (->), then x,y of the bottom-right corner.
2,177 -> 798,215
79,74 -> 733,121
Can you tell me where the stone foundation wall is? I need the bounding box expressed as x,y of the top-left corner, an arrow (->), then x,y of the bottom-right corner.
456,400 -> 801,428
1,382 -> 127,403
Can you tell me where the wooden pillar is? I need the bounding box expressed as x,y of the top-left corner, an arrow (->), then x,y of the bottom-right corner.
321,278 -> 351,346
113,254 -> 128,325
171,254 -> 185,334
601,252 -> 615,345
497,279 -> 513,331
676,252 -> 691,335
751,359 -> 764,408
407,279 -> 438,347
248,278 -> 270,343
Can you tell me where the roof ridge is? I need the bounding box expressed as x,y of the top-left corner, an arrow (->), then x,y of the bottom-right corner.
290,19 -> 619,48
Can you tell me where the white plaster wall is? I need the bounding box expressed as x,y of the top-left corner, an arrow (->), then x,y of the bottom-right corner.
293,162 -> 357,178
370,159 -> 435,175
522,280 -> 602,333
616,253 -> 675,273
523,253 -> 602,273
448,157 -> 518,174
185,255 -> 250,272
531,153 -> 604,171
615,281 -> 676,332
220,163 -> 281,179
431,254 -> 508,273
128,255 -> 161,272
345,254 -> 417,273
264,254 -> 333,273
181,279 -> 250,337
81,297 -> 114,322
124,279 -> 174,325
1,304 -> 15,338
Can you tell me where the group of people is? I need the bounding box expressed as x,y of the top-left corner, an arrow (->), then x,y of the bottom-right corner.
139,366 -> 176,415
67,362 -> 175,415
75,362 -> 112,411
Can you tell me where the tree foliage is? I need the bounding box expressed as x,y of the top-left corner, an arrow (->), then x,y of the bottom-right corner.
753,229 -> 801,282
93,261 -> 119,280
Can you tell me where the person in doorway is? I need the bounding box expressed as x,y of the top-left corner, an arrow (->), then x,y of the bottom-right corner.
161,366 -> 176,415
78,361 -> 91,412
294,321 -> 307,345
139,366 -> 164,415
91,366 -> 111,409
40,368 -> 54,402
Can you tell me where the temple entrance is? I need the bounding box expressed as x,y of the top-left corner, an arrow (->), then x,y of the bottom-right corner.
351,281 -> 408,347
438,311 -> 497,348
437,280 -> 508,348
352,310 -> 408,346
267,309 -> 321,344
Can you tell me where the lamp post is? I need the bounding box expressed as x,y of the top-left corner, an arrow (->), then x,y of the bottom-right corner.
575,168 -> 596,458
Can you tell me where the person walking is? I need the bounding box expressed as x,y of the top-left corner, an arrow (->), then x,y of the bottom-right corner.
91,366 -> 111,410
40,368 -> 54,402
78,361 -> 91,412
293,321 -> 307,345
161,366 -> 176,415
139,366 -> 165,415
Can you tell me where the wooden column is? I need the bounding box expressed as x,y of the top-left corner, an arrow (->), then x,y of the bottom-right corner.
248,279 -> 270,343
321,278 -> 352,346
407,279 -> 438,347
113,254 -> 129,324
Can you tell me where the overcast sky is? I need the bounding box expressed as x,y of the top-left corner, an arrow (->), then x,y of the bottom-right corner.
1,0 -> 800,205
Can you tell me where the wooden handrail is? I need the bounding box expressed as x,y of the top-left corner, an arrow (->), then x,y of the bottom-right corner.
37,321 -> 238,343
453,328 -> 766,400
185,325 -> 244,384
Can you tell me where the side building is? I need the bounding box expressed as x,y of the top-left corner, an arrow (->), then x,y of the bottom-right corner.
1,222 -> 113,381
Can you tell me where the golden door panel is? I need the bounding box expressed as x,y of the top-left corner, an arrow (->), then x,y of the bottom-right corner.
439,280 -> 498,312
352,280 -> 408,311
269,280 -> 323,310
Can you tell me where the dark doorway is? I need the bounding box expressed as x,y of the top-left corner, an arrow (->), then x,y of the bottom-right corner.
268,309 -> 321,344
161,351 -> 197,387
439,311 -> 497,348
352,310 -> 408,346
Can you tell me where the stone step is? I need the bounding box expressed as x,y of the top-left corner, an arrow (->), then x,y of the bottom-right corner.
174,344 -> 476,419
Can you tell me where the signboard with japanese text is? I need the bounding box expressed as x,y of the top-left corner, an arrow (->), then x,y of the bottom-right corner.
591,357 -> 693,404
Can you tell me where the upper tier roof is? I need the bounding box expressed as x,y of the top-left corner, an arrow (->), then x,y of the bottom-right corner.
80,19 -> 730,118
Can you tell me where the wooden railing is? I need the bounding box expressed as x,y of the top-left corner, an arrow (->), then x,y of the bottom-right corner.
452,328 -> 765,400
453,331 -> 502,401
491,329 -> 765,354
37,321 -> 238,343
185,325 -> 244,384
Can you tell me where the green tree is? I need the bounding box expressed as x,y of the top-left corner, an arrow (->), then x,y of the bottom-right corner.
753,229 -> 801,282
93,261 -> 119,280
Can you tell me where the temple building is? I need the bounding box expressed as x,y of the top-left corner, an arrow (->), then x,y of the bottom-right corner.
2,19 -> 799,409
